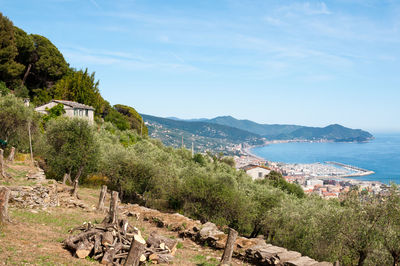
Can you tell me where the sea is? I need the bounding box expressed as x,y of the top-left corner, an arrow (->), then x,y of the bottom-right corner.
251,133 -> 400,184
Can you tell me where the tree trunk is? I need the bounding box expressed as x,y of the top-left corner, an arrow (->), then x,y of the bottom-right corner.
22,63 -> 32,86
392,252 -> 399,266
97,185 -> 107,211
124,232 -> 146,266
62,173 -> 71,185
28,120 -> 33,164
0,187 -> 10,223
71,166 -> 83,198
358,251 -> 367,266
0,149 -> 5,178
249,224 -> 261,238
220,228 -> 238,266
103,191 -> 119,225
7,147 -> 15,162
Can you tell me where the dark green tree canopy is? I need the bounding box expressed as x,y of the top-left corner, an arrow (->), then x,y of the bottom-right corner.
114,104 -> 148,135
0,13 -> 24,87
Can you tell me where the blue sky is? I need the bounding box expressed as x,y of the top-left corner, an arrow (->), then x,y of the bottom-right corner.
2,0 -> 400,132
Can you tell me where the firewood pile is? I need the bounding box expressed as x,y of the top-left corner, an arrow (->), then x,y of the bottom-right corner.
63,220 -> 177,264
63,191 -> 178,265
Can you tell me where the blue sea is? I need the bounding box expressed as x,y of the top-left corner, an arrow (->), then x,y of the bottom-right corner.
251,134 -> 400,184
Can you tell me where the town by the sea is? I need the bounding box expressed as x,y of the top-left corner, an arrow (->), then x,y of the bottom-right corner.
232,133 -> 400,199
251,133 -> 400,184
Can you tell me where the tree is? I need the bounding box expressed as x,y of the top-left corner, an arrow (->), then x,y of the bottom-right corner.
45,117 -> 99,197
0,94 -> 38,151
114,104 -> 148,135
379,185 -> 400,266
104,108 -> 130,131
338,193 -> 383,266
13,26 -> 35,87
50,68 -> 106,114
0,13 -> 25,87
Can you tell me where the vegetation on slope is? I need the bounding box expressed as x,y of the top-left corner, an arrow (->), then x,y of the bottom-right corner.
1,12 -> 399,266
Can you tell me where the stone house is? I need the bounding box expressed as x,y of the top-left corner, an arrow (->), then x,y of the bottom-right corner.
241,164 -> 271,180
34,100 -> 95,124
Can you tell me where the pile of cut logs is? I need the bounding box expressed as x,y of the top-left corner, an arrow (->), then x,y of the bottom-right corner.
63,191 -> 178,265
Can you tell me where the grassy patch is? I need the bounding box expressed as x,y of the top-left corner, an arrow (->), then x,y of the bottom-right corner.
191,254 -> 219,266
176,242 -> 184,249
10,208 -> 102,233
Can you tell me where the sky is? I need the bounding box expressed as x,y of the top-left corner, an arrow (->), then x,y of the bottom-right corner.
1,0 -> 400,132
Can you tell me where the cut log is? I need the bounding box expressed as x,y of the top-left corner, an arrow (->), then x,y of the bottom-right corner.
103,191 -> 119,225
75,239 -> 94,259
0,187 -> 10,223
93,233 -> 102,254
124,233 -> 146,266
120,219 -> 129,235
101,242 -> 122,264
97,185 -> 107,211
220,228 -> 238,266
0,149 -> 5,179
7,147 -> 15,162
102,231 -> 114,246
146,231 -> 178,255
63,229 -> 99,250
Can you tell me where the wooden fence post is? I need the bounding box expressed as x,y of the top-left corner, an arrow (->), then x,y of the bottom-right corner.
0,187 -> 10,224
220,228 -> 238,266
103,191 -> 118,224
97,185 -> 107,211
7,147 -> 15,162
0,149 -> 5,178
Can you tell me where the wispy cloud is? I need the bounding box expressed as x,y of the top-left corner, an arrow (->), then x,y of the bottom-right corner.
88,0 -> 100,9
61,46 -> 198,72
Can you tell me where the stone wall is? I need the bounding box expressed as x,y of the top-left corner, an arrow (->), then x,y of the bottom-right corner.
122,204 -> 332,266
8,184 -> 59,209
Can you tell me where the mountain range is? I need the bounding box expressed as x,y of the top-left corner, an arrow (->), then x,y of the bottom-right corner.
143,114 -> 374,154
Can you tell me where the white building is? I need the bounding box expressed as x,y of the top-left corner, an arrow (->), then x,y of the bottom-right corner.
35,100 -> 95,124
241,165 -> 271,180
305,179 -> 324,187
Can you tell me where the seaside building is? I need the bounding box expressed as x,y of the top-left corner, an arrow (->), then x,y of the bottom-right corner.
35,100 -> 95,124
241,164 -> 271,180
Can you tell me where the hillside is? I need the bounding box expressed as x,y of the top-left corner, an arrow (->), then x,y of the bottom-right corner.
143,114 -> 374,154
142,114 -> 265,154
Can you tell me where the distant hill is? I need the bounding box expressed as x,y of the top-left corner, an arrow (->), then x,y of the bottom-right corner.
277,124 -> 374,142
142,114 -> 264,154
207,116 -> 303,137
205,116 -> 373,142
143,114 -> 374,154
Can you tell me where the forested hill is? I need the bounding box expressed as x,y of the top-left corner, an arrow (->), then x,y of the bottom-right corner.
0,13 -> 147,135
148,115 -> 374,148
142,114 -> 264,153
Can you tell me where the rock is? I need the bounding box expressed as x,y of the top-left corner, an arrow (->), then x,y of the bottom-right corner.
285,256 -> 319,266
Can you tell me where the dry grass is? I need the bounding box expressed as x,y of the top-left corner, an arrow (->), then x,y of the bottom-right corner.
0,159 -> 249,265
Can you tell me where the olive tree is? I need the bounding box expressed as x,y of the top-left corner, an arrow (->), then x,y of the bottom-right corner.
45,117 -> 99,197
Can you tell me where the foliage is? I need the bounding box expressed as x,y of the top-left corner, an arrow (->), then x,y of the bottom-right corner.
104,108 -> 130,131
265,171 -> 305,198
0,81 -> 10,96
50,68 -> 106,113
0,94 -> 39,151
114,104 -> 148,135
42,103 -> 65,123
44,117 -> 99,181
0,13 -> 25,87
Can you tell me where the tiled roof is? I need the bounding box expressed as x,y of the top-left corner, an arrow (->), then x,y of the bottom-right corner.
241,164 -> 271,171
52,100 -> 95,110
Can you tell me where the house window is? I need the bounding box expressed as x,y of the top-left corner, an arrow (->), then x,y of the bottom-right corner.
85,110 -> 88,117
74,109 -> 78,116
79,109 -> 83,116
258,172 -> 263,178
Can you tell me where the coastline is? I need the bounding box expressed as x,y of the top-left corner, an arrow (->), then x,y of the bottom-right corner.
242,139 -> 385,185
